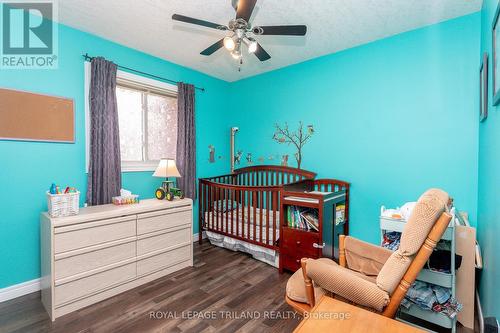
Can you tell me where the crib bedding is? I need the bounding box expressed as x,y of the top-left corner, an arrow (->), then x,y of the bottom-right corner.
206,231 -> 279,267
204,206 -> 281,267
204,206 -> 280,245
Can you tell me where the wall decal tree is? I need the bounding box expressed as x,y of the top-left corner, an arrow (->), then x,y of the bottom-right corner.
272,122 -> 314,169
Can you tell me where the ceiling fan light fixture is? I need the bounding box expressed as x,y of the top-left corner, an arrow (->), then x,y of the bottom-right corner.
223,36 -> 236,51
172,0 -> 308,66
244,37 -> 258,53
231,40 -> 242,59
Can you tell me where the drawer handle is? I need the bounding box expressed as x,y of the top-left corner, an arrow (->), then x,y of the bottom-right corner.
296,240 -> 301,245
313,242 -> 325,249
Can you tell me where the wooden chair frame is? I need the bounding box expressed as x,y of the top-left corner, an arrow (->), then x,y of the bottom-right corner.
286,211 -> 452,317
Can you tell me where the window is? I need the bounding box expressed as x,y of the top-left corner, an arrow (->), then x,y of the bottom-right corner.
116,82 -> 178,171
85,63 -> 178,172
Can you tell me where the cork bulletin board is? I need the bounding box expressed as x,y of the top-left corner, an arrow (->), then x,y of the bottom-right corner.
0,88 -> 75,143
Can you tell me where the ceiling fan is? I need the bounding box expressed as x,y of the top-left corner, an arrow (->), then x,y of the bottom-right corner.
172,0 -> 307,65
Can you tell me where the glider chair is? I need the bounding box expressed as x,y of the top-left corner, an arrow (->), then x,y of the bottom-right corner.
285,188 -> 452,318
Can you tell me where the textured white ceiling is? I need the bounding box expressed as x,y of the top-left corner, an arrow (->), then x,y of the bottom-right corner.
57,0 -> 482,82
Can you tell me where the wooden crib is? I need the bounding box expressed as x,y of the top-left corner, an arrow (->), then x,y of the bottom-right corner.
198,165 -> 317,250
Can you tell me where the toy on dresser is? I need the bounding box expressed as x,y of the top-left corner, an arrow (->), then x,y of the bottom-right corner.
49,183 -> 78,195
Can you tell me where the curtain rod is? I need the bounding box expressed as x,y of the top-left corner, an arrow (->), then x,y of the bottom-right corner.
82,53 -> 205,92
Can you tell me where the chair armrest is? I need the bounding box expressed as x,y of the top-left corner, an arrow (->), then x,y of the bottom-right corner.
343,236 -> 393,277
306,259 -> 389,312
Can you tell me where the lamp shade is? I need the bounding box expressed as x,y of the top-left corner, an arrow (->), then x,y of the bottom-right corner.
153,158 -> 181,178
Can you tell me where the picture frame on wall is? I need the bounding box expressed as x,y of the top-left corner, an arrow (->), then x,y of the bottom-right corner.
492,2 -> 500,105
480,52 -> 488,122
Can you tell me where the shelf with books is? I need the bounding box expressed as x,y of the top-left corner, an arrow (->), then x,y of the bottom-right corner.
285,205 -> 320,232
279,179 -> 350,273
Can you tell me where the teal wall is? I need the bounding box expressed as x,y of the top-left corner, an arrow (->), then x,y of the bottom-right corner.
478,0 -> 500,319
0,12 -> 486,301
0,23 -> 232,288
228,13 -> 480,245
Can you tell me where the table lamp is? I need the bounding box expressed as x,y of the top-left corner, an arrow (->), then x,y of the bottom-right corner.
153,158 -> 183,200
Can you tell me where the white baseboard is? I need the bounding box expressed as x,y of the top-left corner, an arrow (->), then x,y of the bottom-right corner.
0,232 -> 207,304
0,278 -> 41,303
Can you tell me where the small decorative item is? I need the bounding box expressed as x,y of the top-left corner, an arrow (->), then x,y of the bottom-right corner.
258,156 -> 265,163
246,152 -> 253,164
49,183 -> 57,194
272,122 -> 314,169
153,158 -> 184,201
112,195 -> 140,205
268,154 -> 274,161
281,154 -> 289,166
112,189 -> 140,205
46,183 -> 80,217
208,145 -> 216,163
234,150 -> 243,165
480,52 -> 488,122
493,3 -> 500,105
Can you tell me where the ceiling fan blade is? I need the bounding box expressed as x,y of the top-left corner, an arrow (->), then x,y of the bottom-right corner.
172,14 -> 226,30
236,0 -> 257,22
254,25 -> 307,36
254,43 -> 271,61
200,39 -> 225,56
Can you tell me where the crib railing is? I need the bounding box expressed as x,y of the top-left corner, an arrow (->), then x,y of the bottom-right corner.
198,165 -> 317,247
199,181 -> 282,249
233,165 -> 316,186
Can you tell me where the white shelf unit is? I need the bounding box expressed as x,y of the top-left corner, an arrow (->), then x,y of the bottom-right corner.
380,211 -> 457,333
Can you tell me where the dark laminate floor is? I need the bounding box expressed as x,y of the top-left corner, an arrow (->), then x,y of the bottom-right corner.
0,242 -> 301,333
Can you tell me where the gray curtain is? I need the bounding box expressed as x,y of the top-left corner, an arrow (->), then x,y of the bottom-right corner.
176,83 -> 196,199
86,57 -> 122,205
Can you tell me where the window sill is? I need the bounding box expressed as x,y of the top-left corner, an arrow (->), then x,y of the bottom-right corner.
121,162 -> 158,173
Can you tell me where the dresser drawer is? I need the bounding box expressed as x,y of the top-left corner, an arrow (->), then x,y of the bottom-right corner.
54,239 -> 136,280
137,227 -> 191,256
281,227 -> 320,257
54,262 -> 136,306
137,245 -> 190,276
281,254 -> 303,272
281,250 -> 320,272
54,216 -> 136,254
137,207 -> 191,235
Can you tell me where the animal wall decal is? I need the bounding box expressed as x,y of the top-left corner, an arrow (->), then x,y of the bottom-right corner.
246,152 -> 253,164
272,121 -> 314,169
234,150 -> 243,165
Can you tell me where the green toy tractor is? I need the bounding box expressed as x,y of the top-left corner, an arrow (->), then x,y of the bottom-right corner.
155,181 -> 185,201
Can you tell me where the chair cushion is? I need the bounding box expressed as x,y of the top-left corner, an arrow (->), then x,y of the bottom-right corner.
286,258 -> 332,304
376,188 -> 449,295
376,251 -> 412,294
350,267 -> 377,284
344,236 -> 393,277
306,258 -> 389,312
399,188 -> 449,256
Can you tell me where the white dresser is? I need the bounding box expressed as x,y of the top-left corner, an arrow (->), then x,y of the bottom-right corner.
40,198 -> 193,321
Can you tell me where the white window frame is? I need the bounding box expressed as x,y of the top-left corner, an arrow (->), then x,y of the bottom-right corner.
84,62 -> 178,172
